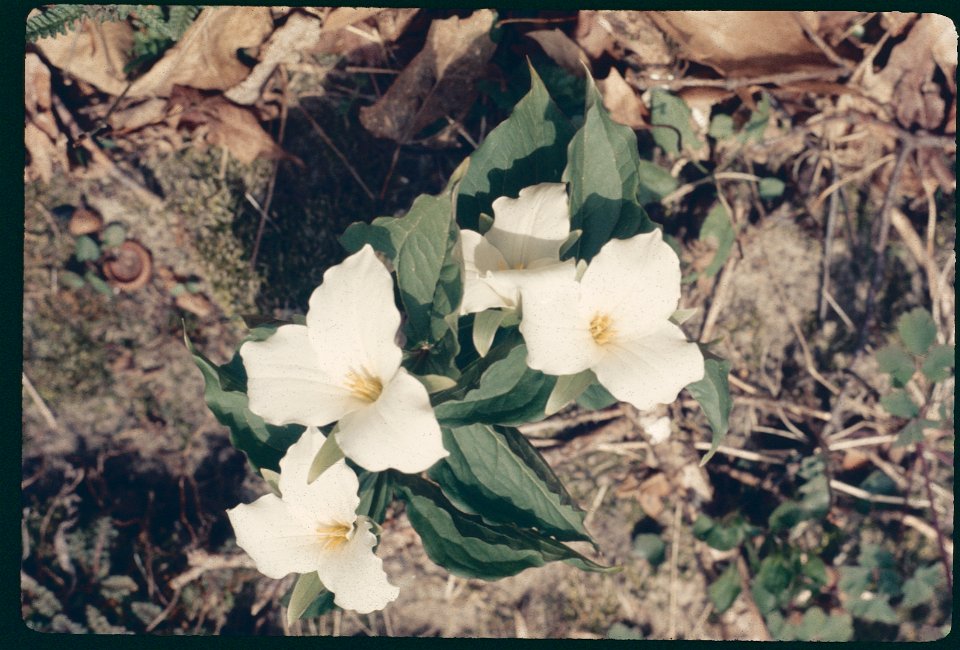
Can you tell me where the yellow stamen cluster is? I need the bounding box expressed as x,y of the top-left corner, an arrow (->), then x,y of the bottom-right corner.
589,313 -> 616,345
345,370 -> 383,403
316,521 -> 352,551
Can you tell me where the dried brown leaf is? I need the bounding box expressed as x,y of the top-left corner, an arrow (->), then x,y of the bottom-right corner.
598,11 -> 673,67
225,12 -> 322,105
321,7 -> 384,33
880,12 -> 918,38
128,7 -> 274,98
107,99 -> 170,134
359,10 -> 496,144
574,10 -> 615,59
170,87 -> 288,165
35,20 -> 133,96
527,29 -> 590,77
648,11 -> 835,77
598,67 -> 647,129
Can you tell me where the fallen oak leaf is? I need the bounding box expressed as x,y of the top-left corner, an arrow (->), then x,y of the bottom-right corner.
359,10 -> 497,143
597,67 -> 647,129
34,18 -> 133,96
526,29 -> 591,77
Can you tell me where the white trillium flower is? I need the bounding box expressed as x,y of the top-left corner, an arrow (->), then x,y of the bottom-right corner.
519,230 -> 705,411
240,245 -> 448,474
460,183 -> 577,314
227,427 -> 399,614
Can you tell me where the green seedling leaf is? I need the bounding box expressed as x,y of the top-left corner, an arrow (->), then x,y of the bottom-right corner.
356,470 -> 393,524
670,307 -> 698,326
636,159 -> 678,204
397,476 -> 612,580
260,468 -> 281,497
170,283 -> 187,298
430,423 -> 591,542
700,202 -> 735,277
473,310 -> 507,358
794,608 -> 853,642
687,355 -> 732,465
758,177 -> 785,199
85,271 -> 113,297
606,623 -> 643,640
75,235 -> 100,262
847,595 -> 899,624
544,369 -> 594,416
741,92 -> 771,143
708,563 -> 741,614
457,64 -> 575,231
100,223 -> 127,248
838,566 -> 871,598
858,544 -> 895,570
876,343 -> 915,387
880,389 -> 920,418
576,381 -> 618,409
921,344 -> 954,382
185,281 -> 203,293
60,270 -> 86,289
649,88 -> 702,155
901,564 -> 944,609
708,113 -> 734,139
563,74 -> 654,261
894,419 -> 926,446
897,307 -> 937,356
632,533 -> 666,566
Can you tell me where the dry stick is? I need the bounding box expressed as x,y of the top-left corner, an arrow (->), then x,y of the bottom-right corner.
819,164 -> 840,321
22,372 -> 60,432
918,443 -> 953,592
667,500 -> 682,640
889,207 -> 942,319
629,68 -> 846,92
829,479 -> 930,508
791,12 -> 853,72
298,106 -> 376,201
379,144 -> 402,201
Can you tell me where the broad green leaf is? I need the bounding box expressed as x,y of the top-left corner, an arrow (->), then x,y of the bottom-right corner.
100,223 -> 127,248
894,419 -> 927,446
753,555 -> 793,614
563,74 -> 654,261
901,564 -> 943,608
286,572 -> 325,626
576,381 -> 618,409
897,307 -> 937,356
687,355 -> 732,465
280,577 -> 335,622
632,533 -> 666,566
473,309 -> 507,358
606,622 -> 643,640
414,374 -> 458,393
306,432 -> 345,483
75,235 -> 100,262
636,159 -> 678,204
457,64 -> 575,232
397,476 -> 612,580
185,333 -> 303,472
838,566 -> 871,597
880,389 -> 920,418
802,556 -> 828,588
434,345 -> 557,427
648,89 -> 702,155
768,501 -> 807,532
921,344 -> 955,382
60,270 -> 86,289
708,563 -> 741,614
758,177 -> 785,199
848,596 -> 899,624
700,203 -> 735,277
356,470 -> 393,524
876,343 -> 916,387
260,468 -> 281,497
741,92 -> 771,143
858,544 -> 895,570
429,423 -> 591,542
545,370 -> 594,416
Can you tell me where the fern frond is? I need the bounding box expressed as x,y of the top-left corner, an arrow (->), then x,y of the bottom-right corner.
25,5 -> 88,43
166,5 -> 201,40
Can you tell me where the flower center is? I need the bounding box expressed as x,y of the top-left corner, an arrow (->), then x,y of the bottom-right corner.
589,313 -> 616,345
496,260 -> 526,271
345,370 -> 383,403
316,521 -> 353,551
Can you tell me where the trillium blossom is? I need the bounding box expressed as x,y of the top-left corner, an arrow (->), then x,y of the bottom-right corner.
227,427 -> 399,614
240,245 -> 447,473
519,230 -> 705,411
460,183 -> 577,314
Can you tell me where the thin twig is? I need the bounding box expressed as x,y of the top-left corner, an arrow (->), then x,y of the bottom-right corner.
250,67 -> 289,270
22,372 -> 60,432
379,144 -> 401,201
692,442 -> 787,465
827,434 -> 897,451
630,68 -> 846,92
828,479 -> 930,508
667,500 -> 681,639
792,12 -> 853,72
298,106 -> 376,201
918,443 -> 953,592
819,163 -> 839,321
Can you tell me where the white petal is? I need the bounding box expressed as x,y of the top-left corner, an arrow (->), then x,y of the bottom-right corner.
318,518 -> 399,614
278,427 -> 360,525
461,229 -> 507,276
487,183 -> 570,268
306,245 -> 403,385
241,325 -> 358,427
335,367 -> 447,473
592,322 -> 705,411
518,275 -> 603,376
227,494 -> 325,579
580,230 -> 682,338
